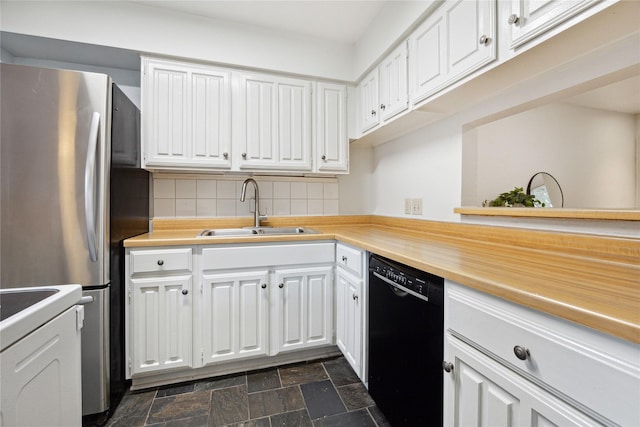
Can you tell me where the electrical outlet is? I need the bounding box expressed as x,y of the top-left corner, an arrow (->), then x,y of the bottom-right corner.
411,198 -> 423,215
404,199 -> 412,214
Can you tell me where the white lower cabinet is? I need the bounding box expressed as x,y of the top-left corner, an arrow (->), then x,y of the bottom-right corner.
444,280 -> 640,427
335,268 -> 363,378
273,266 -> 333,353
334,242 -> 367,382
130,275 -> 192,374
201,270 -> 270,364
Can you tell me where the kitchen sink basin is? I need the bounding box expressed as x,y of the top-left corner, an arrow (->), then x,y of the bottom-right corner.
197,226 -> 319,237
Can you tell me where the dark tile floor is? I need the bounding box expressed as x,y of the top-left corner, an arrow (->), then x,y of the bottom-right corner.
106,356 -> 390,427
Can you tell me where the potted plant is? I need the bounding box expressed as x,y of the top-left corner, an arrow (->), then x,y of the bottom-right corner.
483,187 -> 545,207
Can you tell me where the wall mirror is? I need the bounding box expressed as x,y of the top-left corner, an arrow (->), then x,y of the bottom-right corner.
527,172 -> 564,208
462,72 -> 640,210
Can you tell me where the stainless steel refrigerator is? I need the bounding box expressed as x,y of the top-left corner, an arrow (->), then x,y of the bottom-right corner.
0,63 -> 149,418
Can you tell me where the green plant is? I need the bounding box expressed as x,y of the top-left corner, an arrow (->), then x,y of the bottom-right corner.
483,187 -> 545,207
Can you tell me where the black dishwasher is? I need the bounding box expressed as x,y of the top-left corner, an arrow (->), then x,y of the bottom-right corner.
368,254 -> 444,426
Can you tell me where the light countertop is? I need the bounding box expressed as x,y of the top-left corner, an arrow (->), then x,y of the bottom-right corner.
125,216 -> 640,344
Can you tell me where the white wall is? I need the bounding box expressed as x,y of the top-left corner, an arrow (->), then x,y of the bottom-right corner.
372,115 -> 463,222
466,103 -> 637,209
0,0 -> 355,81
338,145 -> 375,215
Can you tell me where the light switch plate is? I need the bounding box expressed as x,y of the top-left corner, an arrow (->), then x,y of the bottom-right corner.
411,198 -> 423,215
404,198 -> 412,214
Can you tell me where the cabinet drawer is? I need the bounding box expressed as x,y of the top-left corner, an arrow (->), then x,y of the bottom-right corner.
130,248 -> 192,274
447,282 -> 640,427
336,243 -> 364,277
202,243 -> 334,270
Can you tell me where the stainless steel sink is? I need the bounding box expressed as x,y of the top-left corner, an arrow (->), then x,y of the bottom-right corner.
197,227 -> 319,237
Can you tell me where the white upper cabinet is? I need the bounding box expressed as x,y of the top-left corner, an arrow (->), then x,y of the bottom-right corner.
358,68 -> 380,133
506,0 -> 598,49
378,42 -> 409,122
315,82 -> 348,173
143,57 -> 231,170
358,42 -> 409,134
409,0 -> 496,105
236,73 -> 312,172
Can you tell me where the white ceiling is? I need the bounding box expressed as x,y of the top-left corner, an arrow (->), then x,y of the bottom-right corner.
129,0 -> 388,44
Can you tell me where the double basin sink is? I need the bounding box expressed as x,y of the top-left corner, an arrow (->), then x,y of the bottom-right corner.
197,226 -> 319,238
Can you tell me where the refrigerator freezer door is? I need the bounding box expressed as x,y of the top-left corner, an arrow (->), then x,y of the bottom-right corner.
81,287 -> 110,415
1,64 -> 110,288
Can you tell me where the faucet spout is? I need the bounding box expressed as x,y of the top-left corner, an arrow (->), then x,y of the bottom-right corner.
240,178 -> 265,227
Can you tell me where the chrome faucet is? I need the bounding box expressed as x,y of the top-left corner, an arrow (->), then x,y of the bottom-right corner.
240,178 -> 266,227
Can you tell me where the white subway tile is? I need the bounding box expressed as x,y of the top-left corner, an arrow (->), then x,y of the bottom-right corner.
154,199 -> 175,217
217,180 -> 237,199
236,198 -> 252,216
154,179 -> 175,198
273,199 -> 291,215
307,182 -> 323,199
176,179 -> 197,198
324,183 -> 339,200
196,199 -> 216,216
307,199 -> 323,216
273,181 -> 291,199
291,199 -> 308,215
260,199 -> 273,217
196,179 -> 217,198
291,182 -> 307,199
217,199 -> 236,216
175,199 -> 196,217
258,181 -> 273,199
323,199 -> 339,215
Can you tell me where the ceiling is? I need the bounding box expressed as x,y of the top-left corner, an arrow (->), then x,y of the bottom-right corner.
129,0 -> 388,44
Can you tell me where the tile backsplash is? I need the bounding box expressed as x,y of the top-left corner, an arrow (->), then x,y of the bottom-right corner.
152,174 -> 339,218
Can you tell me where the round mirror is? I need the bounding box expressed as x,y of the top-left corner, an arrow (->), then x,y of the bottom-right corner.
526,172 -> 564,208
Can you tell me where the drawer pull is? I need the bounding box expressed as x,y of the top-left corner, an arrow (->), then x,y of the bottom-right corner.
157,259 -> 164,266
442,361 -> 454,373
513,345 -> 530,361
181,289 -> 188,295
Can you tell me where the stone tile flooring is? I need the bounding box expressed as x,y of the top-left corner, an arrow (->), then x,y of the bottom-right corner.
106,357 -> 390,427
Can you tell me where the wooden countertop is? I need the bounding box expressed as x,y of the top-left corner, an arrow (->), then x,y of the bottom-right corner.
125,216 -> 640,344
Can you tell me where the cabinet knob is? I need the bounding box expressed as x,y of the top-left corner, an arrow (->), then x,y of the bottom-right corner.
182,289 -> 188,295
371,109 -> 377,116
442,361 -> 454,373
342,256 -> 347,262
380,104 -> 386,111
508,14 -> 520,25
157,259 -> 164,266
223,152 -> 229,158
321,155 -> 327,161
279,283 -> 284,288
479,35 -> 490,46
352,293 -> 358,301
261,283 -> 267,289
242,152 -> 247,158
513,345 -> 530,361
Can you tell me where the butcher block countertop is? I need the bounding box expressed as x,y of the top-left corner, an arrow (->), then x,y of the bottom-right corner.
125,215 -> 640,344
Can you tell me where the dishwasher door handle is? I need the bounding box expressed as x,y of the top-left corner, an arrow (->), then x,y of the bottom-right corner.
372,271 -> 429,302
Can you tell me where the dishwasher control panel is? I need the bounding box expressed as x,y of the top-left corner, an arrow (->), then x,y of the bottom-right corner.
369,254 -> 443,299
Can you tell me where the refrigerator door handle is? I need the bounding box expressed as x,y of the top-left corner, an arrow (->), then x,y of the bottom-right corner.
84,112 -> 100,262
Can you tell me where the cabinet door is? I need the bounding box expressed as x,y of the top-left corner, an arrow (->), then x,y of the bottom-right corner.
237,74 -> 312,171
379,42 -> 408,122
315,82 -> 348,173
143,59 -> 232,169
409,0 -> 496,105
1,306 -> 82,427
201,270 -> 269,364
130,275 -> 192,374
273,266 -> 333,353
358,68 -> 380,133
335,268 -> 363,379
444,336 -> 604,427
191,69 -> 232,168
144,60 -> 189,164
507,0 -> 597,49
